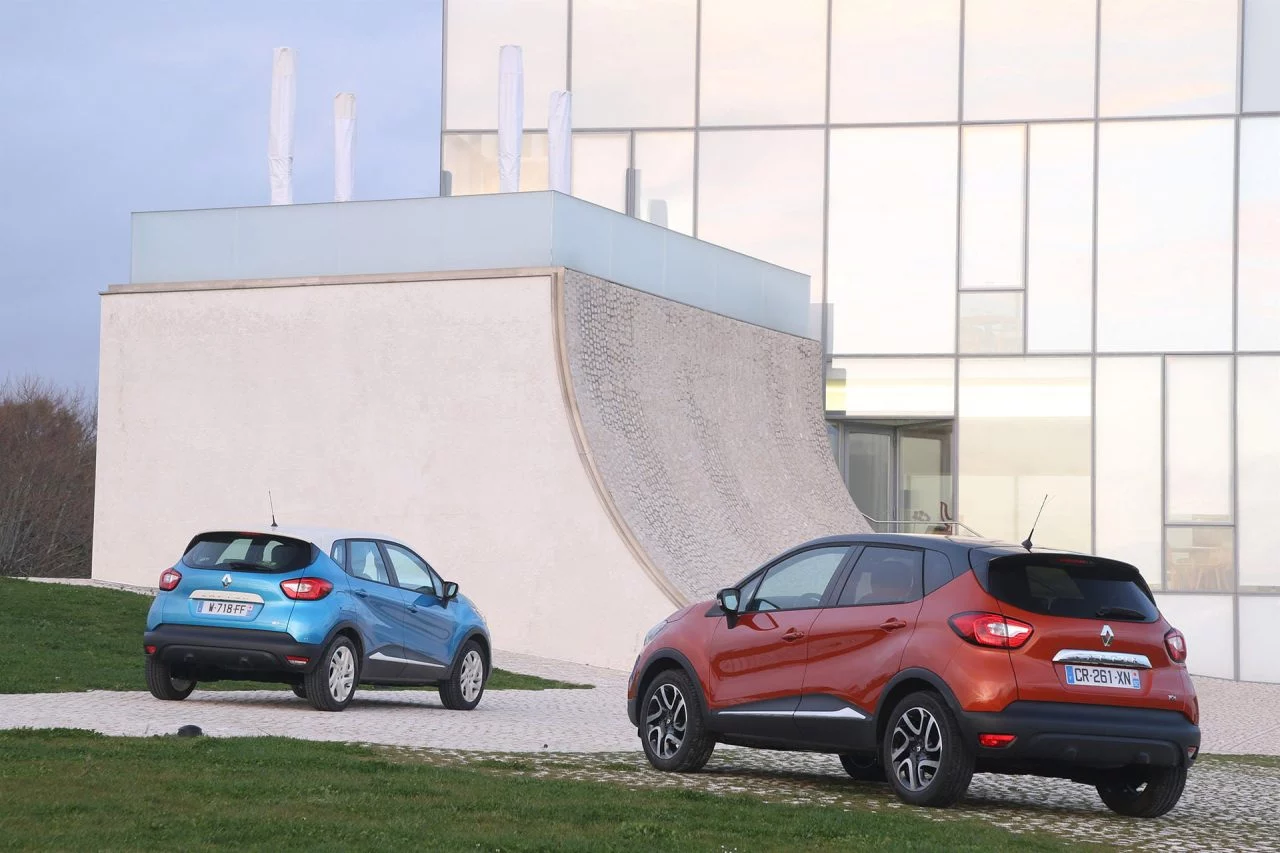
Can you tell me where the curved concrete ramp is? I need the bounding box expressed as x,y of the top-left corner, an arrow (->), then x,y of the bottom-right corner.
558,271 -> 870,603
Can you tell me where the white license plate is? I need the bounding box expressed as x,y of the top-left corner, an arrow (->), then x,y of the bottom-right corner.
197,600 -> 256,617
1064,665 -> 1141,690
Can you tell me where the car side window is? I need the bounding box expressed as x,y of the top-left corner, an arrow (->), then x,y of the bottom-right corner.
330,540 -> 346,571
384,543 -> 441,596
836,547 -> 923,607
923,550 -> 954,595
745,546 -> 850,613
348,540 -> 391,585
737,572 -> 765,607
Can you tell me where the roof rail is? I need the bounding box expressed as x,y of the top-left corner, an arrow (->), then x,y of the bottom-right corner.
860,515 -> 985,538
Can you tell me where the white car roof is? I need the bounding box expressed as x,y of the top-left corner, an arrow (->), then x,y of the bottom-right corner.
191,525 -> 413,557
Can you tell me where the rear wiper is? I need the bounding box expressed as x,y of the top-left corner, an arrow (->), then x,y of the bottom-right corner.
1095,606 -> 1148,621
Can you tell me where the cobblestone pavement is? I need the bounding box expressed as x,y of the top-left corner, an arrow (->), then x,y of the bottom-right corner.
2,647 -> 1278,850
392,748 -> 1279,852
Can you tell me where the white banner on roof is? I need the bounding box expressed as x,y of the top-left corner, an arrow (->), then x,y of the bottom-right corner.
548,90 -> 572,194
497,45 -> 524,193
268,47 -> 296,205
334,93 -> 356,202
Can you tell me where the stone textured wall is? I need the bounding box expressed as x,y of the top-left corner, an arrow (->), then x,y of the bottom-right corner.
561,270 -> 871,601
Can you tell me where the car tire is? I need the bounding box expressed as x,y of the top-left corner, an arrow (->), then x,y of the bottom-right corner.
639,669 -> 716,773
291,684 -> 308,700
882,690 -> 974,808
304,635 -> 359,712
1096,765 -> 1188,818
438,641 -> 487,711
145,655 -> 196,701
839,752 -> 885,782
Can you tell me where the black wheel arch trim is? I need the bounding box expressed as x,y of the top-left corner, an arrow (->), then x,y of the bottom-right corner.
446,629 -> 492,679
628,648 -> 706,728
321,620 -> 366,659
874,667 -> 972,741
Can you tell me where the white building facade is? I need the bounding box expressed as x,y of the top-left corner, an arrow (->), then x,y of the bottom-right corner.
440,0 -> 1280,683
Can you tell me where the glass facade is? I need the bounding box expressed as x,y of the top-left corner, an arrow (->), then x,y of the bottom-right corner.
569,0 -> 696,128
828,127 -> 957,354
442,0 -> 1280,681
697,130 -> 826,306
1026,122 -> 1093,353
960,125 -> 1025,291
957,358 -> 1092,553
829,0 -> 960,123
1096,119 -> 1235,353
1094,357 -> 1162,589
1239,118 -> 1280,350
445,0 -> 567,130
963,0 -> 1096,121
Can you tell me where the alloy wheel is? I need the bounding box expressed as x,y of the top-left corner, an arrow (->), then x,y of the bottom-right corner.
327,645 -> 355,702
645,683 -> 688,759
459,649 -> 484,703
890,706 -> 944,791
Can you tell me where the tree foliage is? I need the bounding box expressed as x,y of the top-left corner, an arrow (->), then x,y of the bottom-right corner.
0,378 -> 96,577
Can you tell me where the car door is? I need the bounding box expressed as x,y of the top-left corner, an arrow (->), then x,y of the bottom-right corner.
341,539 -> 408,680
706,545 -> 852,740
797,545 -> 928,748
382,541 -> 456,679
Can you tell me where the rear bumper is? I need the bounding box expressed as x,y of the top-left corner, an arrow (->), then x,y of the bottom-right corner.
963,701 -> 1200,771
145,624 -> 324,678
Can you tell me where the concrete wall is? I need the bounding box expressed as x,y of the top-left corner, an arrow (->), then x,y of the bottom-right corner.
560,271 -> 871,600
94,273 -> 675,669
95,267 -> 869,670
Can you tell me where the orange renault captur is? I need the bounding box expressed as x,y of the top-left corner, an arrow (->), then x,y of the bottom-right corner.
626,534 -> 1199,817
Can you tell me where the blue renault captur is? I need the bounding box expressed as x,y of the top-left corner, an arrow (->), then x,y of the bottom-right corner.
143,526 -> 492,711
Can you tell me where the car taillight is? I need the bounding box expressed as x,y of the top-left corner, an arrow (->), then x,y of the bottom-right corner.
280,577 -> 333,601
1165,627 -> 1187,663
158,568 -> 182,591
949,612 -> 1034,649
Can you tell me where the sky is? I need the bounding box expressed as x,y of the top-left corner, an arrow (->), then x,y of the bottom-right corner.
0,0 -> 444,394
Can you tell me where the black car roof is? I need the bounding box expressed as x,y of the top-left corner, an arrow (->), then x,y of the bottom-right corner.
729,532 -> 1099,589
791,532 -> 1080,561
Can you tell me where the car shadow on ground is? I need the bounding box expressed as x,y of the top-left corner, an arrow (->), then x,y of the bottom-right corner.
183,690 -> 453,711
679,763 -> 1114,818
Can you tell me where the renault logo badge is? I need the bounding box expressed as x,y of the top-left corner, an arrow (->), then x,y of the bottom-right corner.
1100,624 -> 1115,647
221,573 -> 233,588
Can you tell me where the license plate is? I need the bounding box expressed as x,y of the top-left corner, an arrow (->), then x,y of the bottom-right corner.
197,600 -> 256,617
1064,665 -> 1141,690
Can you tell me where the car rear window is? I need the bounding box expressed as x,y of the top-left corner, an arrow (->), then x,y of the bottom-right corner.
182,532 -> 314,573
984,554 -> 1159,622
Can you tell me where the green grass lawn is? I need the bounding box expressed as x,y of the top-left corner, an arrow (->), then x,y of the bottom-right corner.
0,730 -> 1075,852
1199,753 -> 1280,771
0,577 -> 588,693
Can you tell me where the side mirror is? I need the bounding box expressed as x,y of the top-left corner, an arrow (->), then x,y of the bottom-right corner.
717,587 -> 740,614
443,581 -> 459,601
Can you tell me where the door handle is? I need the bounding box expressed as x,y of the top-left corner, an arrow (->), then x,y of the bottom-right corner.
353,589 -> 368,598
407,605 -> 419,613
879,618 -> 908,632
782,629 -> 806,642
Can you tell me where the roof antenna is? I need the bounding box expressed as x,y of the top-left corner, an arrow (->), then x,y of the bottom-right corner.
269,491 -> 278,529
1021,495 -> 1049,552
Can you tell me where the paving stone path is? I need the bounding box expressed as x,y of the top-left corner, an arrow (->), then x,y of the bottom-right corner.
2,647 -> 1277,851
394,748 -> 1280,852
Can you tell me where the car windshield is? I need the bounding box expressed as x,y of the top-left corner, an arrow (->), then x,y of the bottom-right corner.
182,532 -> 313,573
984,554 -> 1159,622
